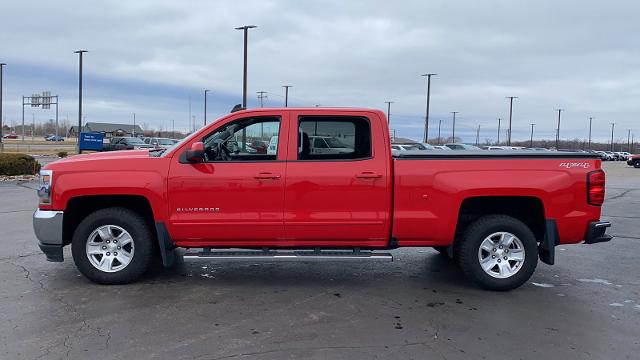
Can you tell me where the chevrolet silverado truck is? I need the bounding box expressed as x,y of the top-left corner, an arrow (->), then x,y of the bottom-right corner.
33,108 -> 612,290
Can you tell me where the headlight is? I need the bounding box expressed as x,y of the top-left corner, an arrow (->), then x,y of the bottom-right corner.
37,170 -> 53,205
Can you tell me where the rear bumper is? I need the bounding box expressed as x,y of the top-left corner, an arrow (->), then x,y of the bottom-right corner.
33,209 -> 65,262
584,221 -> 613,244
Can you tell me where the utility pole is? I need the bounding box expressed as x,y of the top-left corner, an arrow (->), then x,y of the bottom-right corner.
451,111 -> 459,142
610,122 -> 616,151
204,89 -> 210,126
282,85 -> 292,107
192,115 -> 196,132
74,50 -> 87,154
497,118 -> 502,145
172,119 -> 175,139
0,63 -> 5,152
438,119 -> 442,145
589,116 -> 593,150
530,123 -> 535,147
132,113 -> 136,137
235,25 -> 257,108
555,108 -> 563,149
506,96 -> 517,145
475,124 -> 481,145
384,101 -> 393,124
628,129 -> 632,153
422,73 -> 437,143
257,91 -> 267,107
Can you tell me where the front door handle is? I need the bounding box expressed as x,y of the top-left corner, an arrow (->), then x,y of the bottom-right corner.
254,172 -> 281,180
356,172 -> 382,179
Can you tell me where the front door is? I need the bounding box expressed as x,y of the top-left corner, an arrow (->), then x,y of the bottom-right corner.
167,113 -> 288,246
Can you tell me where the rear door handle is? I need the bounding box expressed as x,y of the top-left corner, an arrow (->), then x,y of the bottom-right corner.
356,172 -> 382,179
254,172 -> 281,180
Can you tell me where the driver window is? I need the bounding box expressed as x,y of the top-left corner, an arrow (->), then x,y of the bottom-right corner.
202,116 -> 280,162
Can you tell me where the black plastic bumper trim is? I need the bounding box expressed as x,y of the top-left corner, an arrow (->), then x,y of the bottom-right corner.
584,221 -> 613,244
38,242 -> 64,262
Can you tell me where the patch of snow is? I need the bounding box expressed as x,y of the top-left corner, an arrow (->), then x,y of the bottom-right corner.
532,282 -> 555,288
577,278 -> 612,285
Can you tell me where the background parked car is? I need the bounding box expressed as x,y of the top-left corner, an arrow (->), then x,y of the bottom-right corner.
2,134 -> 18,139
444,143 -> 482,150
627,154 -> 640,168
432,145 -> 452,150
103,137 -> 156,151
45,135 -> 65,142
144,137 -> 175,149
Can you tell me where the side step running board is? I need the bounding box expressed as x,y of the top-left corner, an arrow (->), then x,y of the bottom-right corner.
183,248 -> 393,262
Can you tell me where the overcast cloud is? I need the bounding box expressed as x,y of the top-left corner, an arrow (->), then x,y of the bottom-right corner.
1,0 -> 638,142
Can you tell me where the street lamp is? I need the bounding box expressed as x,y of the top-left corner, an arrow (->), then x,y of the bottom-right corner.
588,117 -> 593,150
451,111 -> 459,142
204,89 -> 210,126
555,108 -> 563,149
506,96 -> 517,145
610,122 -> 616,151
475,124 -> 481,146
497,118 -> 502,145
0,63 -> 5,152
74,50 -> 88,154
235,25 -> 257,108
422,73 -> 437,143
530,123 -> 536,147
438,119 -> 443,145
282,85 -> 292,107
384,101 -> 393,124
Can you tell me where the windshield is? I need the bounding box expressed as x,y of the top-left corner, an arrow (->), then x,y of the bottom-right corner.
157,138 -> 174,145
122,137 -> 144,144
325,138 -> 347,148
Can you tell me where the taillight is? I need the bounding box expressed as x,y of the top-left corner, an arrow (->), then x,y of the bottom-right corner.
587,170 -> 605,206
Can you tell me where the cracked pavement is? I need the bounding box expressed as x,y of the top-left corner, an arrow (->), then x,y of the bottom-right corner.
0,162 -> 638,359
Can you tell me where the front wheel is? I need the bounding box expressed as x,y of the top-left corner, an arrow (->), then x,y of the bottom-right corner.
458,215 -> 538,291
72,207 -> 154,284
634,160 -> 640,168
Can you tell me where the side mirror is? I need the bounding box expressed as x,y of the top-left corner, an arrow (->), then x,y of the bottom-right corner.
186,142 -> 205,163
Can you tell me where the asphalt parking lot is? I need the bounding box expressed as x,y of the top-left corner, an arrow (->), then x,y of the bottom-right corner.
0,162 -> 638,359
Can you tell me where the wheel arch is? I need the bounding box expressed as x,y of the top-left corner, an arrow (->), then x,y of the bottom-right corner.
63,195 -> 155,245
454,196 -> 546,244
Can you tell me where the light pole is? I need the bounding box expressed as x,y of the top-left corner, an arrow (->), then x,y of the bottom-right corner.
530,123 -> 535,147
438,119 -> 442,145
0,63 -> 5,152
497,118 -> 502,145
422,73 -> 437,143
74,50 -> 87,153
628,129 -> 631,153
132,113 -> 136,137
555,108 -> 563,149
204,89 -> 210,126
475,124 -> 481,145
589,116 -> 593,150
506,96 -> 517,145
235,25 -> 257,108
282,85 -> 292,107
451,111 -> 459,142
384,101 -> 393,125
610,123 -> 616,151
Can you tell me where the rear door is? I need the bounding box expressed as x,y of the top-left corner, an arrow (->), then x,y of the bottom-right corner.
283,111 -> 392,247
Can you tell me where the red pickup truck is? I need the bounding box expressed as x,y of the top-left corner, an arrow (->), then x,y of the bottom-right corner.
33,108 -> 612,290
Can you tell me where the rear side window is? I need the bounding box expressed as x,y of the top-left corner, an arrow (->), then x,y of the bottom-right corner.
298,116 -> 372,160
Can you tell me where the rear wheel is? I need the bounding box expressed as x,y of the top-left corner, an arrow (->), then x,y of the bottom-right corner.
72,207 -> 154,284
634,160 -> 640,168
458,215 -> 538,291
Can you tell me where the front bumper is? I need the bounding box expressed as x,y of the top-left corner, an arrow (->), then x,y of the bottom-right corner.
584,221 -> 613,244
33,209 -> 64,262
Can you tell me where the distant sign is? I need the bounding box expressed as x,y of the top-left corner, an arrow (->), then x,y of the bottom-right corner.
79,132 -> 104,151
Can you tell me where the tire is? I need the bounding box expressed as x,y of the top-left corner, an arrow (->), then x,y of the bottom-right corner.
634,160 -> 640,168
71,207 -> 154,284
458,215 -> 538,291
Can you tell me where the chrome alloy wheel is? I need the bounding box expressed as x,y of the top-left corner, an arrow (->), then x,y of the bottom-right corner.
478,232 -> 525,279
86,225 -> 135,273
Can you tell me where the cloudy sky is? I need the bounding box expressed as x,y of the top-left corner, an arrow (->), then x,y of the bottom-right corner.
1,0 -> 638,143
